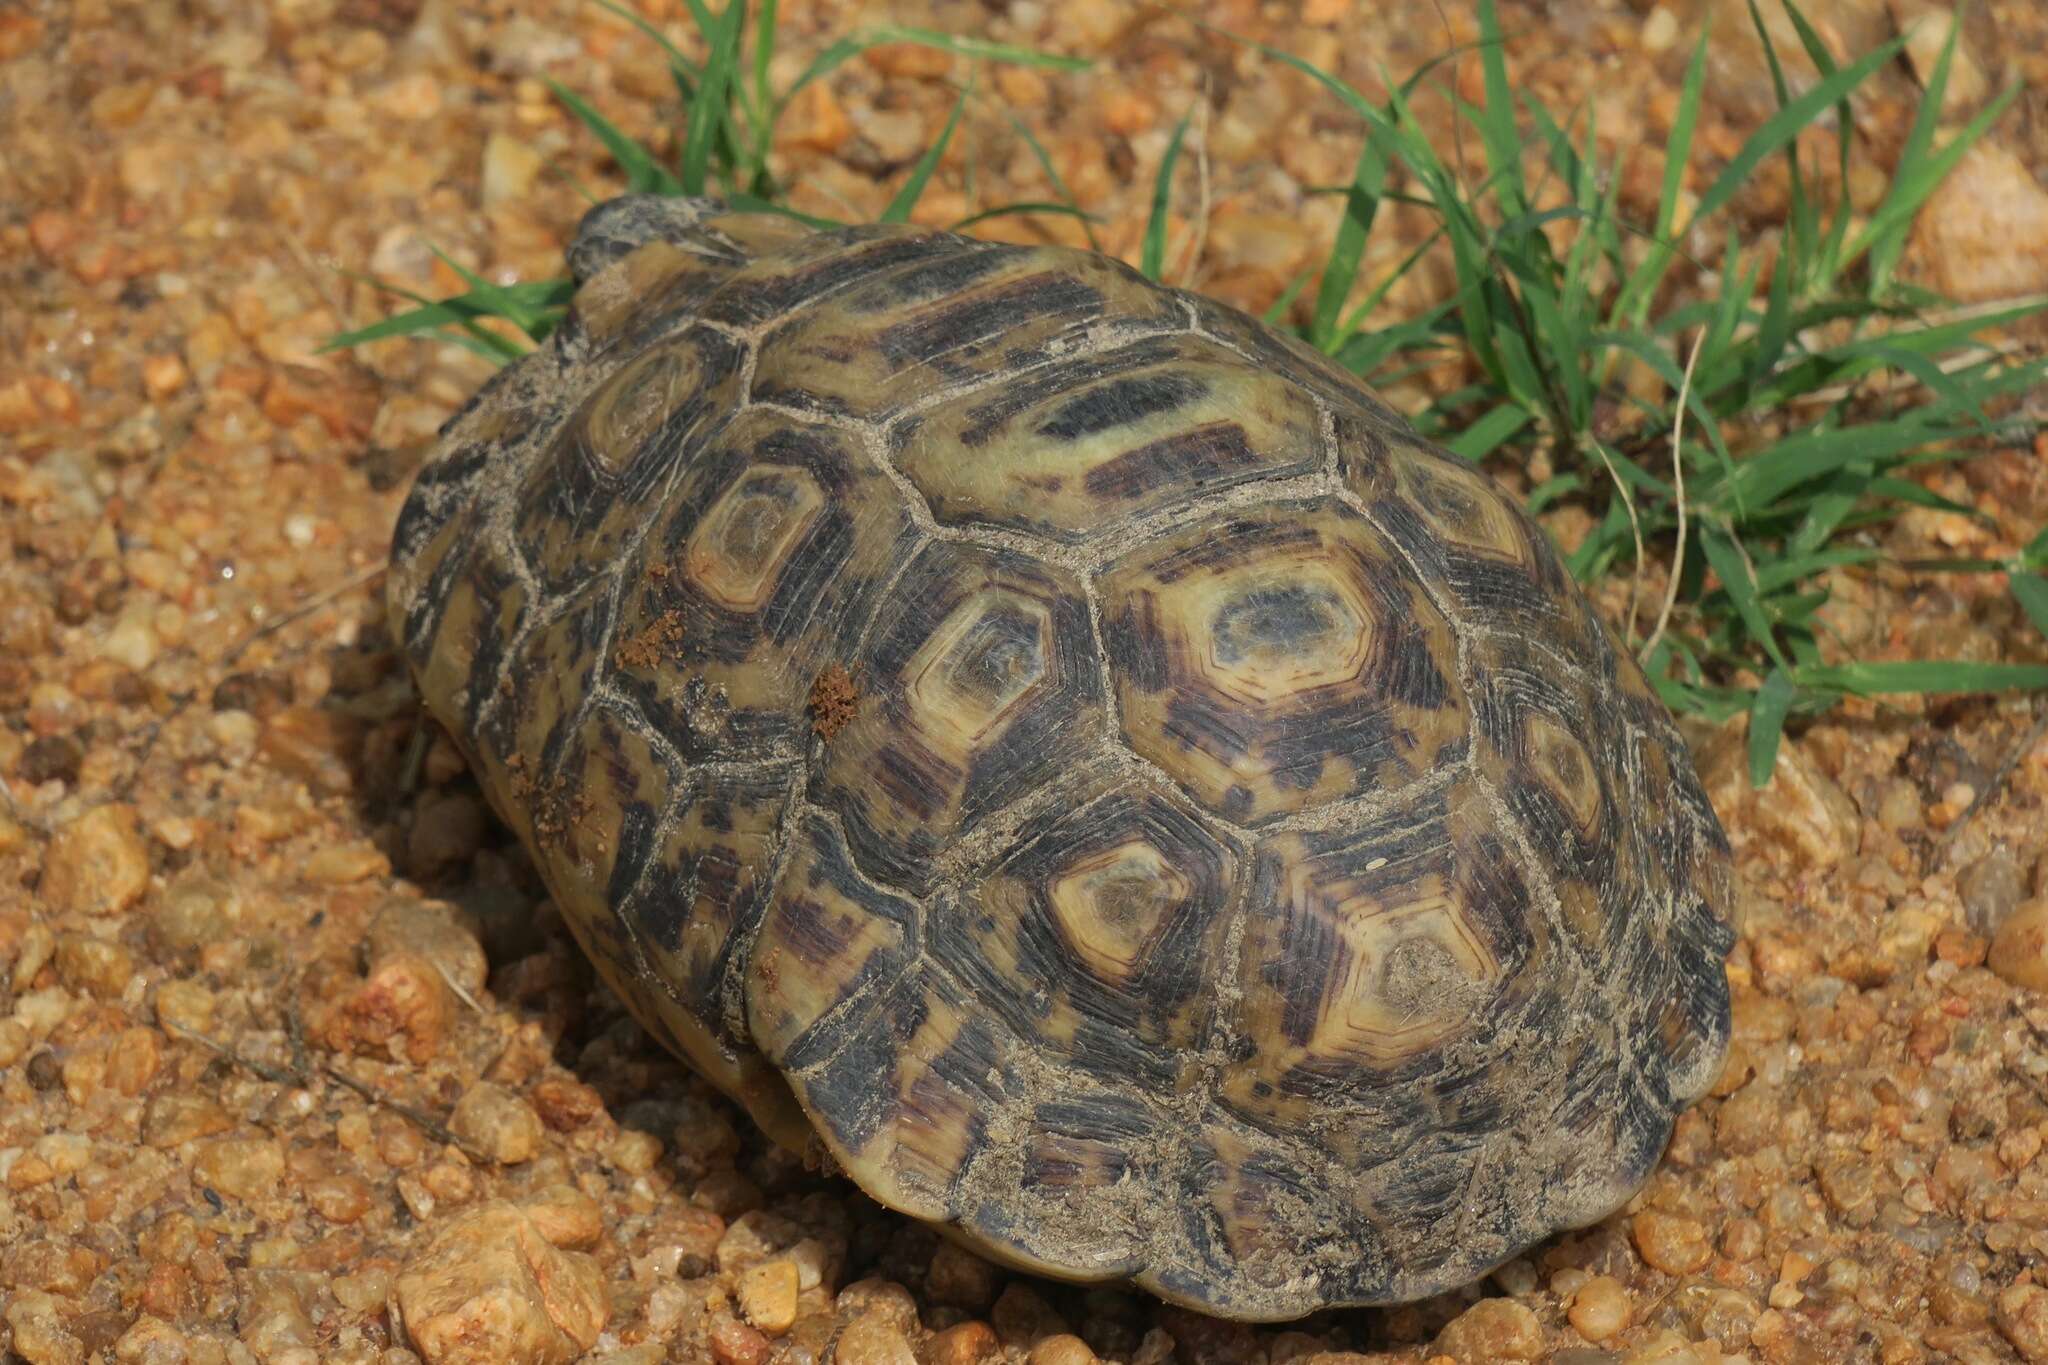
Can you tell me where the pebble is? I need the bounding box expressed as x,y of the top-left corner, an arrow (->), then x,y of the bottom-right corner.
737,1258 -> 800,1335
1962,849 -> 2027,937
17,733 -> 82,785
394,1203 -> 607,1365
191,1136 -> 285,1203
1026,1334 -> 1098,1365
482,132 -> 544,207
40,804 -> 152,915
520,1182 -> 604,1249
708,1314 -> 770,1365
142,1094 -> 233,1147
408,791 -> 488,877
1753,741 -> 1863,870
1432,1298 -> 1544,1360
102,602 -> 160,671
833,1314 -> 919,1365
2001,1284 -> 2048,1363
1632,1210 -> 1713,1275
53,933 -> 136,1000
1989,899 -> 2048,990
1568,1276 -> 1631,1342
927,1241 -> 1001,1309
1912,141 -> 2048,302
5,1290 -> 84,1365
369,898 -> 489,999
927,1320 -> 1000,1365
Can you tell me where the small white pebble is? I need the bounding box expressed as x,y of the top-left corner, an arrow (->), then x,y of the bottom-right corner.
1641,6 -> 1679,51
283,513 -> 318,547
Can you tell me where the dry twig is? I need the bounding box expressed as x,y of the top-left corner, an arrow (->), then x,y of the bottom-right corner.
1641,327 -> 1705,662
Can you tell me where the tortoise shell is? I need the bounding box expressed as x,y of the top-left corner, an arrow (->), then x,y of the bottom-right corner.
388,195 -> 1736,1320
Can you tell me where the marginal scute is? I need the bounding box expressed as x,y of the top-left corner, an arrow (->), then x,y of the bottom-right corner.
745,811 -> 918,1071
615,764 -> 796,1106
1098,499 -> 1467,824
570,239 -> 737,350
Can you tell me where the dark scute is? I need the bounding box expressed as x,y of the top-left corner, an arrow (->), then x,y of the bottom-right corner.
1208,582 -> 1347,669
1081,422 -> 1262,502
1036,372 -> 1209,441
795,981 -> 917,1153
706,231 -> 988,329
876,273 -> 1106,370
951,336 -> 1184,448
855,244 -> 1022,310
606,799 -> 664,910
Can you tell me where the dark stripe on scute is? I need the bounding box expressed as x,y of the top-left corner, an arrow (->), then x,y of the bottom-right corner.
705,232 -> 984,328
1037,372 -> 1209,441
877,273 -> 1106,369
607,799 -> 663,910
795,984 -> 915,1152
854,245 -> 1028,311
1144,514 -> 1323,586
1427,1055 -> 1511,1139
1100,598 -> 1170,694
1081,422 -> 1263,501
456,561 -> 525,735
1021,1092 -> 1153,1191
951,337 -> 1184,448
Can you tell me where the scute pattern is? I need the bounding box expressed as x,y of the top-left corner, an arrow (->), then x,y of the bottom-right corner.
810,542 -> 1105,894
1099,500 -> 1468,824
388,194 -> 1737,1322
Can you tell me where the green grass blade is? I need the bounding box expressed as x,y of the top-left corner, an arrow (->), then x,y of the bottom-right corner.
985,98 -> 1100,250
882,83 -> 968,223
1310,138 -> 1389,350
1614,26 -> 1708,326
1852,10 -> 1956,286
1748,668 -> 1796,787
948,201 -> 1098,231
1440,402 -> 1534,460
1263,265 -> 1318,325
681,0 -> 745,194
424,244 -> 545,336
1799,660 -> 2048,694
1472,0 -> 1526,216
1846,80 -> 2021,286
752,0 -> 778,133
2013,574 -> 2048,639
549,80 -> 683,195
1688,37 -> 1904,232
1700,523 -> 1788,668
1142,109 -> 1193,280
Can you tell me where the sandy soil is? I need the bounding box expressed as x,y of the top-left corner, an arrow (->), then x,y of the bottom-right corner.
4,0 -> 2048,1362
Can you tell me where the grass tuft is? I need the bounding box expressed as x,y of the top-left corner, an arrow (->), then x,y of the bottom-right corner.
329,0 -> 2048,785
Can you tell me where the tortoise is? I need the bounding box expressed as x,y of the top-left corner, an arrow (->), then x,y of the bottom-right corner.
388,194 -> 1736,1321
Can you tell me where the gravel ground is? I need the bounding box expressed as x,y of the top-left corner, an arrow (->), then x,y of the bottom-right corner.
6,1 -> 2048,1362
